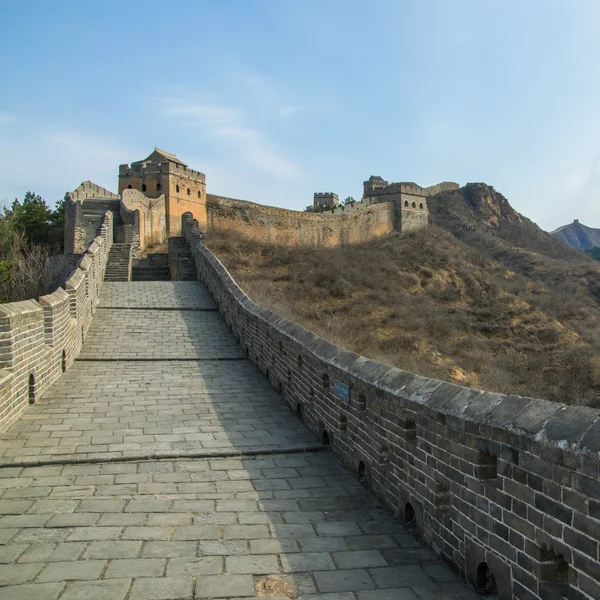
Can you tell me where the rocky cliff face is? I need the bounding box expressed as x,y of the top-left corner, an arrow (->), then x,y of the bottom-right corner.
551,219 -> 600,250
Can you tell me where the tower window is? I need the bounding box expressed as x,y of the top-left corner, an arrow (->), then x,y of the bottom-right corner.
197,191 -> 201,198
187,188 -> 191,196
419,203 -> 423,209
176,185 -> 180,193
157,183 -> 161,192
127,184 -> 132,189
404,200 -> 408,207
412,202 -> 416,208
142,184 -> 147,192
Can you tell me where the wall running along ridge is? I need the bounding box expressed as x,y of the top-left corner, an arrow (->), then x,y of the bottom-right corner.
206,195 -> 394,246
182,212 -> 600,600
0,212 -> 114,430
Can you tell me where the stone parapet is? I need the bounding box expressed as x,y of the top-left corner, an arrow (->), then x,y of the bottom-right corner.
0,211 -> 113,431
182,211 -> 600,600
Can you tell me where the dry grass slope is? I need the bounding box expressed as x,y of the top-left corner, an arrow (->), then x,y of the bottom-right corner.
207,184 -> 600,407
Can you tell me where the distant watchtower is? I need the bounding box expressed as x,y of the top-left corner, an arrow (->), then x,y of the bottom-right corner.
118,148 -> 206,236
313,192 -> 339,211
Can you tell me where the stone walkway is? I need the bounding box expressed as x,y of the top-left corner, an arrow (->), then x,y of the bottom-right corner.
0,282 -> 477,598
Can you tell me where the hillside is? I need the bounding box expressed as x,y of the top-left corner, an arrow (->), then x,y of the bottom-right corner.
207,184 -> 600,407
551,219 -> 600,250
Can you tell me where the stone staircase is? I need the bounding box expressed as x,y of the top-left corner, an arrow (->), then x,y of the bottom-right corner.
104,243 -> 132,281
168,237 -> 197,281
132,254 -> 170,281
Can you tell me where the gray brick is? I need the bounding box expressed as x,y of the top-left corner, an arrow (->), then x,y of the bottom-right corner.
195,574 -> 255,598
0,582 -> 65,600
83,541 -> 141,559
37,560 -> 106,582
60,578 -> 131,600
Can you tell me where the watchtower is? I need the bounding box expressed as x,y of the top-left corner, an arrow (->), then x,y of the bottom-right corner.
313,192 -> 339,211
118,148 -> 206,236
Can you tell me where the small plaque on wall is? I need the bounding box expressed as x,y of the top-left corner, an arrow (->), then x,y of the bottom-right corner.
334,380 -> 350,403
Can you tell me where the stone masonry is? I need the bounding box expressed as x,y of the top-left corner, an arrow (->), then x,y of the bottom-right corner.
182,212 -> 600,600
0,281 -> 475,599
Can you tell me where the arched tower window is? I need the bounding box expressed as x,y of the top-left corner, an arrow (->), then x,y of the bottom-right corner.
142,183 -> 147,192
412,202 -> 416,208
197,191 -> 201,199
176,185 -> 180,193
419,203 -> 423,209
156,183 -> 161,192
404,200 -> 408,207
187,188 -> 191,196
127,184 -> 132,189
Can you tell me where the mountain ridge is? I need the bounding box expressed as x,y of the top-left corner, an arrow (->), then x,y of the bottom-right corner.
551,219 -> 600,250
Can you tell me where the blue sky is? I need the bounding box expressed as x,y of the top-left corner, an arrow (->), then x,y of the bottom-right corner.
1,0 -> 599,231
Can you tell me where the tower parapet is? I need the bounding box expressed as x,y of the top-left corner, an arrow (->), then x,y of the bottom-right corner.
313,192 -> 339,211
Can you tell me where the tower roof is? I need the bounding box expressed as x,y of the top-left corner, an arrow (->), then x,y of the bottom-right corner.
141,148 -> 188,167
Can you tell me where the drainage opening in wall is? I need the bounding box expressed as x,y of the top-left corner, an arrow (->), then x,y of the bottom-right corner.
265,369 -> 269,381
322,373 -> 330,390
62,350 -> 67,373
28,374 -> 35,405
278,382 -> 283,396
475,562 -> 498,596
405,503 -> 416,530
322,431 -> 330,446
358,461 -> 366,482
296,403 -> 302,419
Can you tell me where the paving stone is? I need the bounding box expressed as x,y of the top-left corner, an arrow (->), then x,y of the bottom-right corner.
18,542 -> 87,563
122,526 -> 172,540
314,569 -> 375,593
105,558 -> 166,579
60,578 -> 131,600
142,541 -> 198,558
199,540 -> 248,555
298,594 -> 355,600
129,576 -> 194,599
223,524 -> 269,539
166,556 -> 223,576
83,540 -> 142,559
45,513 -> 99,528
357,590 -> 418,600
67,526 -> 123,541
37,560 -> 106,582
281,552 -> 336,572
0,543 -> 28,562
315,523 -> 362,537
250,539 -> 299,554
0,562 -> 44,584
172,525 -> 220,540
0,582 -> 65,600
333,550 -> 388,569
195,574 -> 255,598
125,499 -> 171,512
226,554 -> 279,574
369,566 -> 431,588
96,513 -> 146,526
298,537 -> 348,552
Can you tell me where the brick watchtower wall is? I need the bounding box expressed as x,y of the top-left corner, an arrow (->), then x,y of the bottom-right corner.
119,152 -> 206,238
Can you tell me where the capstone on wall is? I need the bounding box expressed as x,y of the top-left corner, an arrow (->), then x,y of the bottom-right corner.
183,211 -> 600,600
206,195 -> 394,246
0,212 -> 113,431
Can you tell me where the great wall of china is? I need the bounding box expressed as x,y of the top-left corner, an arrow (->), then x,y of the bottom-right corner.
0,150 -> 598,598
